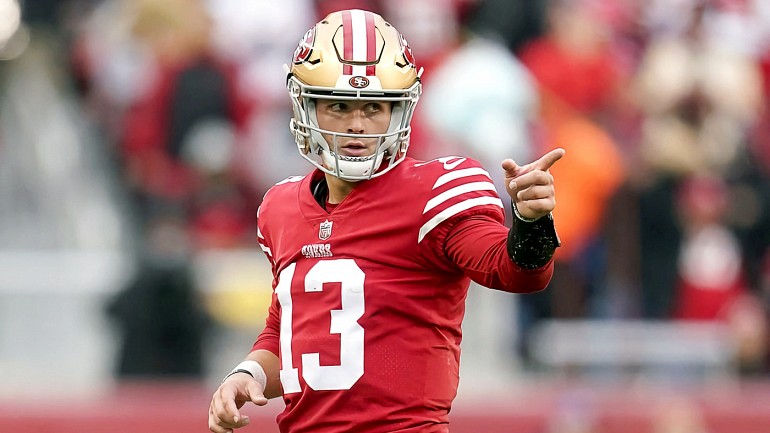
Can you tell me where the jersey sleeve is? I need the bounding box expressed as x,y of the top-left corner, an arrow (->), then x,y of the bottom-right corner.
256,186 -> 278,269
443,215 -> 554,293
417,157 -> 505,240
255,176 -> 302,272
256,223 -> 275,268
415,157 -> 553,292
251,184 -> 284,356
415,157 -> 506,268
252,291 -> 281,356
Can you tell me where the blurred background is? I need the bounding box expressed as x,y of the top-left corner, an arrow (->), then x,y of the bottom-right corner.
1,0 -> 770,432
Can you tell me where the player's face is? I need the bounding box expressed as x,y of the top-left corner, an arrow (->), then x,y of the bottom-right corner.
315,99 -> 392,158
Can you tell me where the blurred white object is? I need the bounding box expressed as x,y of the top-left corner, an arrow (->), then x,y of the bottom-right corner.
530,319 -> 736,381
205,0 -> 315,104
0,0 -> 20,48
421,35 -> 538,166
0,33 -> 134,396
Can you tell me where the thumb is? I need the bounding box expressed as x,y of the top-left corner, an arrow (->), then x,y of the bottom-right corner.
246,380 -> 268,406
501,159 -> 521,178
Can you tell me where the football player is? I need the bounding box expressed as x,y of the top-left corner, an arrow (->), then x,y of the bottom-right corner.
209,9 -> 563,433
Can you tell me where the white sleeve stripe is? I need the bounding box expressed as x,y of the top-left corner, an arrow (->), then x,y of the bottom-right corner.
259,243 -> 272,257
418,196 -> 504,243
275,175 -> 304,186
257,228 -> 264,239
433,168 -> 492,188
423,181 -> 498,213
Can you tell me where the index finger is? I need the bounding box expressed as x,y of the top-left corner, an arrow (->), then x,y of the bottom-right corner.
219,386 -> 242,423
534,148 -> 565,171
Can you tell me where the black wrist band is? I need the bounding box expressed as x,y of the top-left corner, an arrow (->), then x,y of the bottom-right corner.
506,202 -> 560,269
222,368 -> 254,383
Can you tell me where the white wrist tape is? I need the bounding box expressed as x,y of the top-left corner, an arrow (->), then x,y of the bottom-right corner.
224,360 -> 267,390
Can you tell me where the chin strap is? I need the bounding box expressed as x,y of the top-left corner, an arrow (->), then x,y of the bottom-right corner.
506,201 -> 561,270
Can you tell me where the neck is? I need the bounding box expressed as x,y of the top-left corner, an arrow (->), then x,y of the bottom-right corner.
324,173 -> 358,204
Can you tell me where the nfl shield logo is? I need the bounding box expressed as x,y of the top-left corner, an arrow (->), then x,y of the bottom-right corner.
319,220 -> 333,240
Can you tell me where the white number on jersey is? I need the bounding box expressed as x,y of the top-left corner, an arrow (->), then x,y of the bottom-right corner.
275,260 -> 365,393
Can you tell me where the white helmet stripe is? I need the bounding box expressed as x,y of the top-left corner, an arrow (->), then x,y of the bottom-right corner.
342,9 -> 377,77
351,9 -> 367,76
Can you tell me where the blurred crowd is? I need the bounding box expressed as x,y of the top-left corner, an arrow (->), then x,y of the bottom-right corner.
6,0 -> 770,378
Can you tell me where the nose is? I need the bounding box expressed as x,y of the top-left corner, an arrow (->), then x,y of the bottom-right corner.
346,109 -> 366,134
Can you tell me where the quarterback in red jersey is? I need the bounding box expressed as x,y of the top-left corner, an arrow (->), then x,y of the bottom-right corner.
209,9 -> 563,433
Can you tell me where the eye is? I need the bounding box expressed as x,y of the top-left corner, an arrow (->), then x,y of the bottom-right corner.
329,102 -> 346,112
364,103 -> 384,115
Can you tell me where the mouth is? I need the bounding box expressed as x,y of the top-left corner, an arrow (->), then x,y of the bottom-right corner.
337,141 -> 372,157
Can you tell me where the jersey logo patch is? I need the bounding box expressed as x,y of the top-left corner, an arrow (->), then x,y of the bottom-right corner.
302,243 -> 333,258
319,220 -> 333,240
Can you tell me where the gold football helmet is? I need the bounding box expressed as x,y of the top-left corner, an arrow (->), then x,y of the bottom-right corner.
286,9 -> 422,181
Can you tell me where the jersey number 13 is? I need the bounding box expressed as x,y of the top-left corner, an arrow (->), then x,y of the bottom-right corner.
275,259 -> 365,393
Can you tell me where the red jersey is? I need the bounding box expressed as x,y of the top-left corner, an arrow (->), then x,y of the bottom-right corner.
254,156 -> 552,432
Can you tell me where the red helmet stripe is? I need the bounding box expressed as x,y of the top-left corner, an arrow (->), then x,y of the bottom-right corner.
342,10 -> 353,75
365,11 -> 376,76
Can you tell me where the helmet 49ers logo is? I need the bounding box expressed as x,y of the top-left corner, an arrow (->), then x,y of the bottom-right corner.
292,27 -> 316,64
398,33 -> 416,67
349,76 -> 370,88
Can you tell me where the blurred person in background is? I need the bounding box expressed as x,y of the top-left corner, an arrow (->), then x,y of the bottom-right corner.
415,0 -> 540,187
515,0 -> 627,361
672,174 -> 768,374
206,0 -> 316,198
380,0 -> 474,161
518,0 -> 626,123
72,0 -> 259,249
629,0 -> 768,324
468,0 -> 547,53
208,9 -> 563,433
122,0 -> 255,244
107,204 -> 211,378
673,175 -> 748,322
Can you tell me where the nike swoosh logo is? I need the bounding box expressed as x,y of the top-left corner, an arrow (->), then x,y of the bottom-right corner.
415,156 -> 467,170
443,158 -> 466,170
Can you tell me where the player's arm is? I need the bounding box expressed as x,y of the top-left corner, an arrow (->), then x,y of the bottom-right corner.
241,289 -> 283,399
229,349 -> 282,398
442,149 -> 564,291
209,290 -> 283,433
444,215 -> 556,292
500,148 -> 563,270
502,149 -> 564,222
208,350 -> 280,433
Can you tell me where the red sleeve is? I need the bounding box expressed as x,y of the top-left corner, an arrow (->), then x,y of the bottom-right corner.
252,200 -> 280,355
252,291 -> 280,356
443,215 -> 554,293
